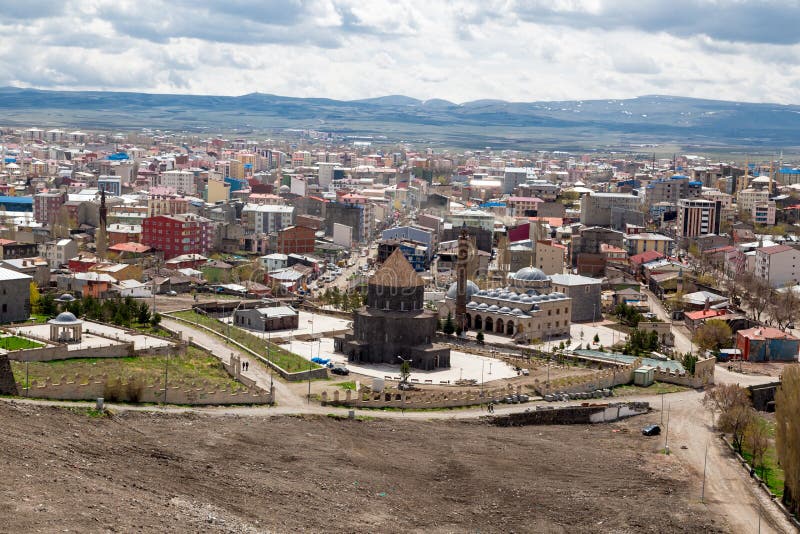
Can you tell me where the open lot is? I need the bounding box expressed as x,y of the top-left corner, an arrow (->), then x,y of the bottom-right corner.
0,403 -> 727,533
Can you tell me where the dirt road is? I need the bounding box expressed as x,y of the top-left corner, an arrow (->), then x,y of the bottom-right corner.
0,402 -> 727,533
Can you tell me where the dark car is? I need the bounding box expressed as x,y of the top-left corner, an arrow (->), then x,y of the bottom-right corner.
330,366 -> 350,376
642,424 -> 661,436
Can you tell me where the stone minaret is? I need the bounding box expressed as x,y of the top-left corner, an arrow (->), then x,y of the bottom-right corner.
455,224 -> 469,334
96,189 -> 108,260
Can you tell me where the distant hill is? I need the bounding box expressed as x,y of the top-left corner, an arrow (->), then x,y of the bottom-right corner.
0,87 -> 799,150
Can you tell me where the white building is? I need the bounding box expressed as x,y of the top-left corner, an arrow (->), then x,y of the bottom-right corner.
39,239 -> 78,269
159,170 -> 196,195
755,245 -> 800,287
736,188 -> 770,214
242,204 -> 294,235
260,253 -> 288,272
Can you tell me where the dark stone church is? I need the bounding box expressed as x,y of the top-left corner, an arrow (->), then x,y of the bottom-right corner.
334,248 -> 450,370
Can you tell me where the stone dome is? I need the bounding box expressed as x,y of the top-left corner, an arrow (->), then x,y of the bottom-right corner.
499,306 -> 512,313
511,308 -> 524,315
510,294 -> 521,301
477,303 -> 489,310
57,293 -> 75,302
487,304 -> 500,312
512,267 -> 548,282
446,280 -> 480,300
466,301 -> 478,309
50,312 -> 80,324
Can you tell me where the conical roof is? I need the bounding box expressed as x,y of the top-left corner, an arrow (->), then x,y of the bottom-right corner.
370,248 -> 424,288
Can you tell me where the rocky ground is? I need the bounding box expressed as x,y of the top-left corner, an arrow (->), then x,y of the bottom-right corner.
0,401 -> 728,533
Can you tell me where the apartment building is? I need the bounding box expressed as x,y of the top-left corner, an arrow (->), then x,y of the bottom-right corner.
644,175 -> 702,206
241,204 -> 295,235
676,199 -> 721,238
752,201 -> 776,226
159,170 -> 197,195
141,214 -> 213,259
33,191 -> 66,225
736,188 -> 770,214
755,244 -> 800,287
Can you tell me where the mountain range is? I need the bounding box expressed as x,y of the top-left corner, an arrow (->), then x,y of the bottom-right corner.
1,87 -> 799,151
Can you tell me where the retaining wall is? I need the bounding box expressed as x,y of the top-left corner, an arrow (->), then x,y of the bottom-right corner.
165,312 -> 329,382
17,373 -> 273,405
491,402 -> 650,427
321,383 -> 523,409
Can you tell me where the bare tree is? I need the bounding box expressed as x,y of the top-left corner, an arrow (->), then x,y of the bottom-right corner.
741,274 -> 771,323
776,365 -> 800,516
744,415 -> 770,477
767,289 -> 800,330
703,383 -> 750,429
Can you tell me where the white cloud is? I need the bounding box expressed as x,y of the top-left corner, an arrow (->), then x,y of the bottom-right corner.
0,0 -> 797,104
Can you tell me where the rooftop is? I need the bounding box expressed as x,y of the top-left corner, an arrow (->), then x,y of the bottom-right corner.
370,248 -> 424,288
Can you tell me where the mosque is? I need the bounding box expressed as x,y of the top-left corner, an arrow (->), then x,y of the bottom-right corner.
438,266 -> 572,343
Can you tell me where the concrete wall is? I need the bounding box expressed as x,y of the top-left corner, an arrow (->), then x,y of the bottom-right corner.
492,402 -> 649,426
321,383 -> 523,409
8,342 -> 137,362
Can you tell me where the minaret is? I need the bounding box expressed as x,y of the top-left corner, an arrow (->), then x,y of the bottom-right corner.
455,224 -> 469,334
97,189 -> 108,261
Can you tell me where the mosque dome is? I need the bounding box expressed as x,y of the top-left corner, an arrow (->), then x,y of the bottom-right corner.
446,280 -> 480,300
50,312 -> 80,324
512,267 -> 548,282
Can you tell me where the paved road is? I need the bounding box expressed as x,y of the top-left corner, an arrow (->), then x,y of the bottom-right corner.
642,286 -> 695,354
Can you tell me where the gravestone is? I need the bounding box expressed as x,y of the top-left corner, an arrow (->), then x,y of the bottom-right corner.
0,354 -> 17,395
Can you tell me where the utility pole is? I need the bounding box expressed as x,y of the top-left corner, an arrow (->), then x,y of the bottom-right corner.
701,438 -> 709,503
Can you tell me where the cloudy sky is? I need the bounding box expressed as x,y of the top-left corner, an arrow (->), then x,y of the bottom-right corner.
1,0 -> 799,104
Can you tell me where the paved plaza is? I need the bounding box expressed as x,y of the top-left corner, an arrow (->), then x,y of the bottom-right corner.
279,337 -> 517,384
13,321 -> 174,352
221,311 -> 351,340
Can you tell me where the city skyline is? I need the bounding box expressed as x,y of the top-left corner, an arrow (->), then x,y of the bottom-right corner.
0,0 -> 799,104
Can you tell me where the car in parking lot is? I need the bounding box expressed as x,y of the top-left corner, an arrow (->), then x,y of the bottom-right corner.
330,366 -> 350,376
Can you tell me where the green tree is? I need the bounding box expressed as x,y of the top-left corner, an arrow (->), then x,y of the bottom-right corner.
149,312 -> 162,328
399,359 -> 411,383
776,365 -> 800,516
29,283 -> 41,314
476,331 -> 485,344
137,302 -> 151,325
693,319 -> 732,353
593,333 -> 600,344
682,352 -> 699,374
443,312 -> 455,336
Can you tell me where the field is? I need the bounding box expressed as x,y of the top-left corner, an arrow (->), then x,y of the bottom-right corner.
0,403 -> 728,533
10,347 -> 240,390
0,335 -> 43,351
170,310 -> 319,373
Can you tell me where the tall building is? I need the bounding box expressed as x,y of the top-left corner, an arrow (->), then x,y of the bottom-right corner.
752,201 -> 776,226
755,245 -> 800,287
644,175 -> 702,206
141,214 -> 213,259
676,199 -> 721,238
241,204 -> 294,235
34,191 -> 66,225
580,192 -> 642,229
159,170 -> 196,195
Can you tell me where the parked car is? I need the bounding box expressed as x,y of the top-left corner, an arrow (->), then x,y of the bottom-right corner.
166,290 -> 177,296
642,424 -> 661,436
330,366 -> 350,376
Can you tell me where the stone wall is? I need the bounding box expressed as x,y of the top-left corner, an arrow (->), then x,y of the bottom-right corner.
17,373 -> 273,405
535,362 -> 637,396
492,402 -> 650,427
0,353 -> 17,395
8,342 -> 137,362
321,383 -> 524,409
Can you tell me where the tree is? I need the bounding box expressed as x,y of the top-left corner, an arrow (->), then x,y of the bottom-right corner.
593,333 -> 600,344
614,303 -> 642,326
744,415 -> 770,478
442,312 -> 455,337
29,283 -> 41,314
776,365 -> 800,516
39,294 -> 57,317
693,319 -> 732,353
399,359 -> 411,384
476,331 -> 485,344
704,384 -> 753,453
149,312 -> 162,328
137,302 -> 151,325
742,274 -> 771,323
767,288 -> 800,330
681,352 -> 698,374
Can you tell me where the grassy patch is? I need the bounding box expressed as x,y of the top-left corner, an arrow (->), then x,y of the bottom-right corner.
741,417 -> 785,498
0,335 -> 43,351
612,381 -> 690,396
11,347 -> 240,390
170,310 -> 319,373
337,381 -> 356,390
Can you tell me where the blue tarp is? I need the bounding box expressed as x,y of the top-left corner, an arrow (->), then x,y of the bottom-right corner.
3,157 -> 16,163
106,152 -> 129,161
311,357 -> 331,365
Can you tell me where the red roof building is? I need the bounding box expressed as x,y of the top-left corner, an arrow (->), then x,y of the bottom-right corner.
141,214 -> 213,260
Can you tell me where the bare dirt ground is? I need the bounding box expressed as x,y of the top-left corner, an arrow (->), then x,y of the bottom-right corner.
0,402 -> 727,533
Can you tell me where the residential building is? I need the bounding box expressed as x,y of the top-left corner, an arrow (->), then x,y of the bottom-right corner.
39,239 -> 78,269
535,239 -> 566,275
449,208 -> 495,232
507,196 -> 544,217
97,176 -> 122,196
141,214 -> 213,259
260,253 -> 288,272
737,327 -> 799,362
623,232 -> 674,256
752,201 -> 776,226
159,170 -> 197,194
277,225 -> 316,255
755,244 -> 800,287
676,199 -> 721,238
0,267 -> 32,323
580,192 -> 642,229
550,273 -> 603,322
242,204 -> 294,235
736,188 -> 770,214
644,175 -> 702,206
33,191 -> 66,225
